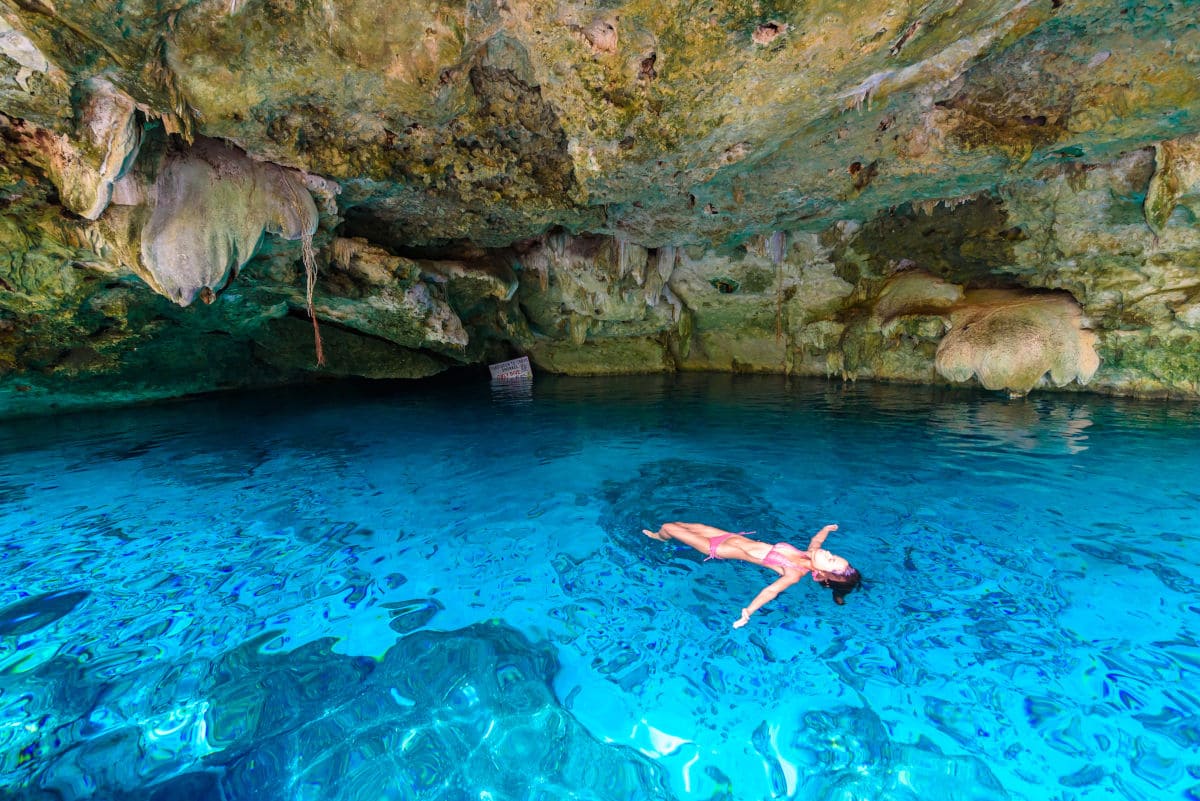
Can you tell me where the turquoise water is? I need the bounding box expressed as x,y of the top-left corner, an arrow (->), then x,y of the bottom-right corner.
1,374 -> 1198,801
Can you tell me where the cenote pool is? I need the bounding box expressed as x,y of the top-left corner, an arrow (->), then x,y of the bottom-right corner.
0,375 -> 1197,801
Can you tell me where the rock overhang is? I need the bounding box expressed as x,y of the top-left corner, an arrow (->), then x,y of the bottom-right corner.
0,0 -> 1198,413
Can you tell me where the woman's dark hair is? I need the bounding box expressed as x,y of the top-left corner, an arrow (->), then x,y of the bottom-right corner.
819,567 -> 862,605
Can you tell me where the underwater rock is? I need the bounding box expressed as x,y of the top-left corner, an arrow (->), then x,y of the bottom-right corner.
0,589 -> 88,636
790,705 -> 1010,800
602,457 -> 781,539
934,290 -> 1100,396
16,622 -> 672,800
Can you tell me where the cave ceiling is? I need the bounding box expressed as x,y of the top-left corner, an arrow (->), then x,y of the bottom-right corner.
0,0 -> 1199,412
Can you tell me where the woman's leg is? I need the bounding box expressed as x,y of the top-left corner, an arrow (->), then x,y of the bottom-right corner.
642,522 -> 729,555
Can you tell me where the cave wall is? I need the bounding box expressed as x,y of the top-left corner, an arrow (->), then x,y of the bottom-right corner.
0,1 -> 1197,414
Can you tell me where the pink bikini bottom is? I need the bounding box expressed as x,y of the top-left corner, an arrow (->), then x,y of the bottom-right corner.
705,531 -> 754,560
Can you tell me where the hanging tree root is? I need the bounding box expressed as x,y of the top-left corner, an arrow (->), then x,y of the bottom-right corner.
281,170 -> 325,368
300,231 -> 325,366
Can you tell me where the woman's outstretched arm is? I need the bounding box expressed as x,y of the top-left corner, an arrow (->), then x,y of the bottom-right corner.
805,523 -> 838,552
733,574 -> 801,628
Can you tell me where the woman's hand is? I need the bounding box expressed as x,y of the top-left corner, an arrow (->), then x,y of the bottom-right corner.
732,609 -> 751,628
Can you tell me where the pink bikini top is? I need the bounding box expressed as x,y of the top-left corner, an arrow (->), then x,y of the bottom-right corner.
761,542 -> 808,571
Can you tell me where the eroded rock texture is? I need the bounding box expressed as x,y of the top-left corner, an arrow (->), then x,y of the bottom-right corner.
0,0 -> 1198,412
935,290 -> 1100,397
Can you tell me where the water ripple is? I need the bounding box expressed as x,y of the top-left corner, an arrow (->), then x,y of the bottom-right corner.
1,376 -> 1198,800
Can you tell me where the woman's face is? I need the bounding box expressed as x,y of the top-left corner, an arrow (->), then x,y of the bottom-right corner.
810,548 -> 851,578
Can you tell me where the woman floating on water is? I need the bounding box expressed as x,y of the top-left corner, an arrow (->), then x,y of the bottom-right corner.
642,522 -> 861,627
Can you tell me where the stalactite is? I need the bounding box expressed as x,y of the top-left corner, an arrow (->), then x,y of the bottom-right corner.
768,231 -> 786,341
647,246 -> 677,307
766,231 -> 786,266
656,246 -> 676,283
549,230 -> 568,259
615,234 -> 630,280
1145,141 -> 1181,233
144,31 -> 195,142
935,291 -> 1099,395
774,267 -> 785,342
661,284 -> 683,323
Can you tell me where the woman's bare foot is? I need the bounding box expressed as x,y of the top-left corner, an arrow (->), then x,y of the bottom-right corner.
643,528 -> 669,541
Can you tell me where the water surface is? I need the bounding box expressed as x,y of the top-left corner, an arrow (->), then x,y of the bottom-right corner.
1,375 -> 1198,800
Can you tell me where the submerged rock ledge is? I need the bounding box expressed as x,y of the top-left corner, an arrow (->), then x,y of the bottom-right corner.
0,0 -> 1198,413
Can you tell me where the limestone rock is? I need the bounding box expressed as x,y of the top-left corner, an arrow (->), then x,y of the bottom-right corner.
1144,133 -> 1200,232
0,1 -> 1199,406
329,236 -> 420,287
0,19 -> 50,78
105,137 -> 320,307
2,77 -> 140,221
323,237 -> 468,352
54,78 -> 141,220
935,290 -> 1100,396
0,17 -> 69,122
20,622 -> 672,800
668,234 -> 854,373
252,316 -> 447,379
421,256 -> 518,315
871,270 -> 963,334
519,232 -> 677,341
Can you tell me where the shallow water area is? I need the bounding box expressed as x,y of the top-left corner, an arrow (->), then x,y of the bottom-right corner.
1,374 -> 1198,800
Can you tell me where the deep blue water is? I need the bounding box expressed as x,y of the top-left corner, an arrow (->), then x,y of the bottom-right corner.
1,374 -> 1198,801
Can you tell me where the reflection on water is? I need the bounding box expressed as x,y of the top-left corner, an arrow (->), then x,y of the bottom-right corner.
0,375 -> 1198,801
930,395 -> 1094,453
490,375 -> 534,405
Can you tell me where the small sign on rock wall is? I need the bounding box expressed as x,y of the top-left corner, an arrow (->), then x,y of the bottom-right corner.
489,356 -> 533,381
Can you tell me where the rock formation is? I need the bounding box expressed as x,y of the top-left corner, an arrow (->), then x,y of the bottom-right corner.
8,621 -> 672,800
935,290 -> 1100,397
0,0 -> 1197,412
